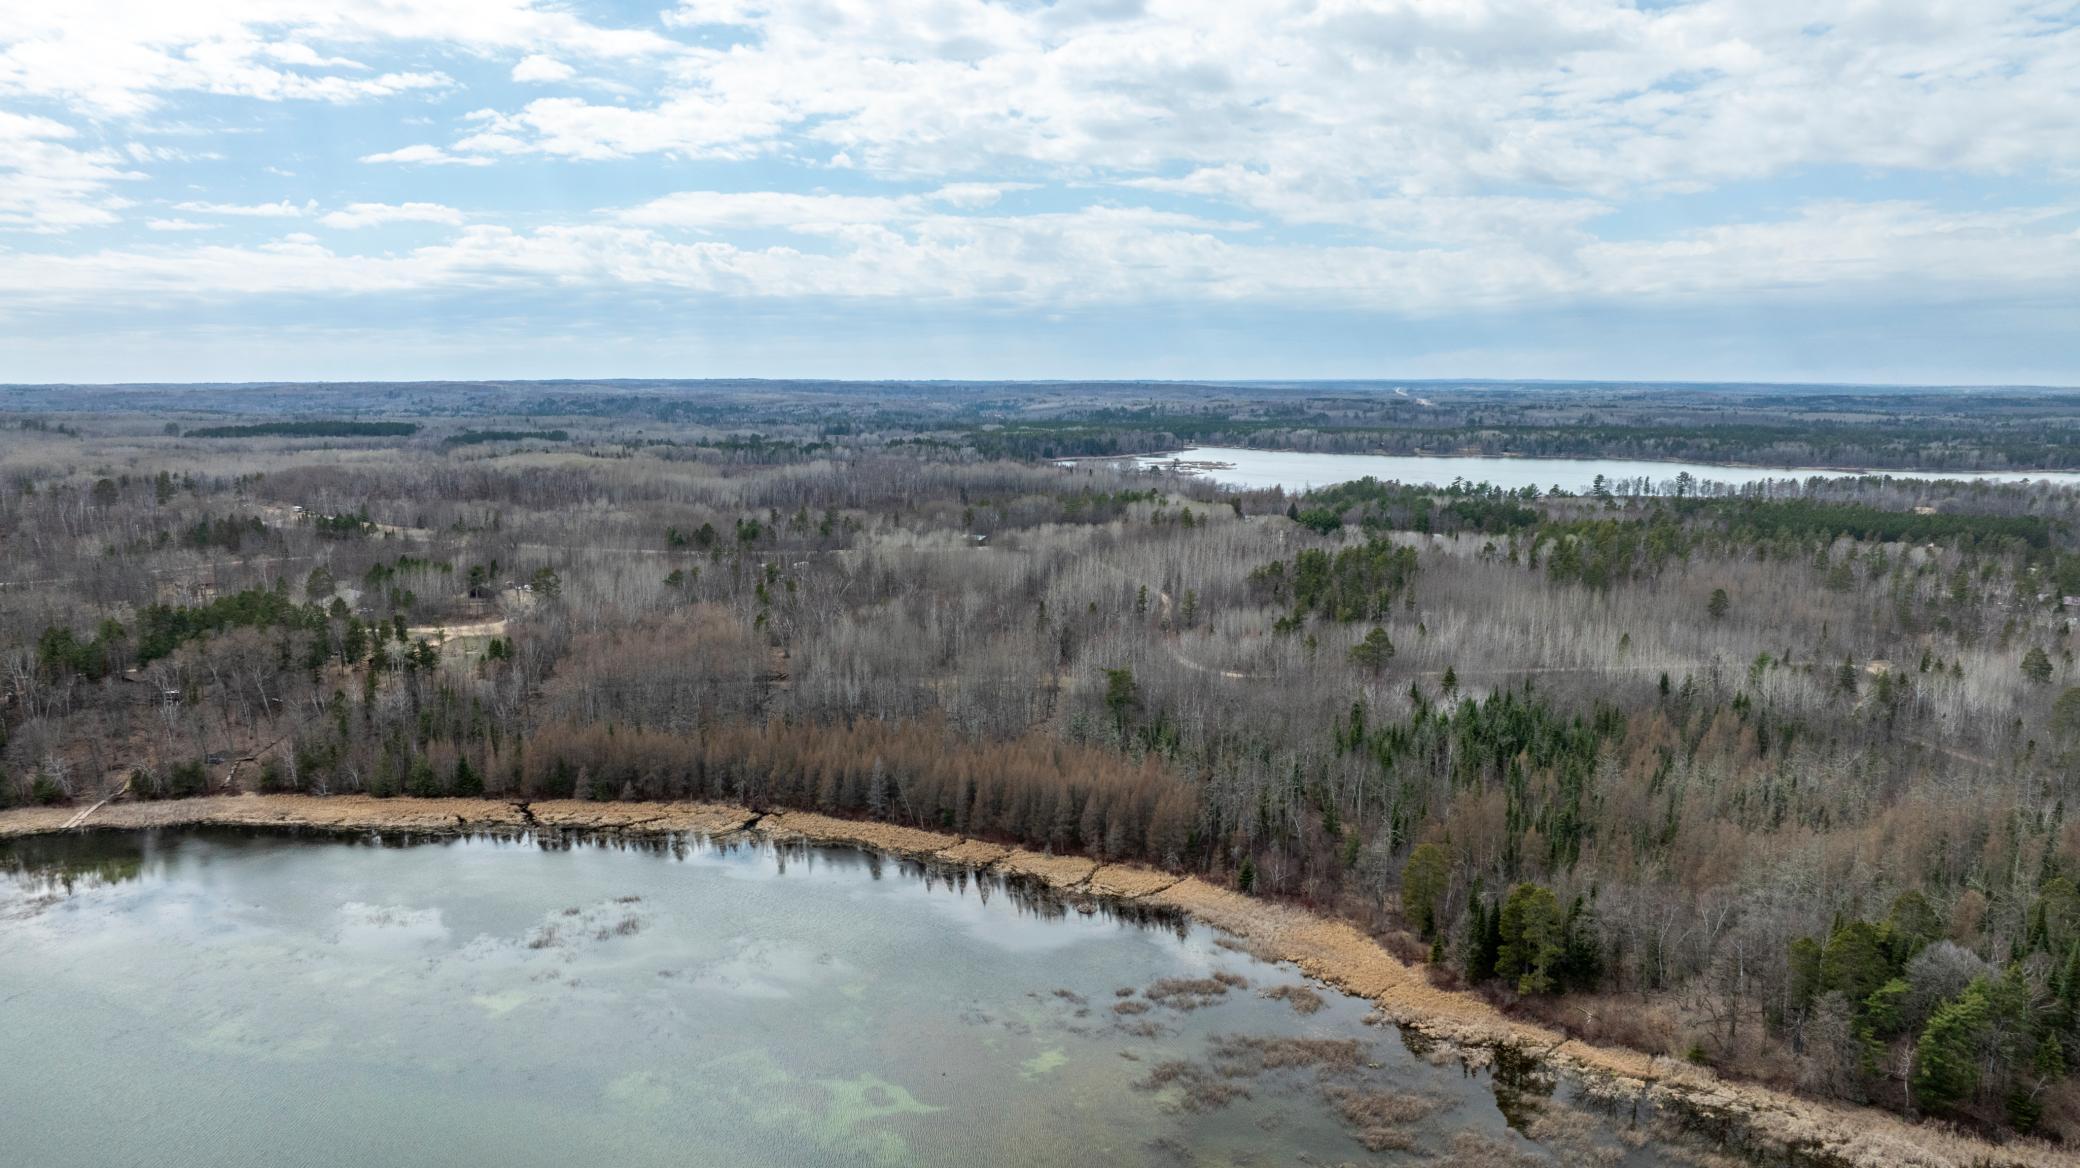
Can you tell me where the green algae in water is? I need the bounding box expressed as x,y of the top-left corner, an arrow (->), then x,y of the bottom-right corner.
0,829 -> 1681,1166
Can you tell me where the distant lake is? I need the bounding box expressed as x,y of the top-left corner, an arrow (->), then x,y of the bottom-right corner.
0,827 -> 1681,1168
1129,446 -> 2080,494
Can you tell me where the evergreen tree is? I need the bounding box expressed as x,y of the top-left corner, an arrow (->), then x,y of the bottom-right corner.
1819,919 -> 1894,1006
1497,883 -> 1566,994
2023,646 -> 2055,685
1788,934 -> 1825,1013
1401,842 -> 1449,937
1915,981 -> 1990,1115
1558,894 -> 1605,992
1349,627 -> 1396,673
452,754 -> 482,797
1103,668 -> 1139,740
1885,891 -> 1942,964
405,757 -> 441,798
1464,897 -> 1502,984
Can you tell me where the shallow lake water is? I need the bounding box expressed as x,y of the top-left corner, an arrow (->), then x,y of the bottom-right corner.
1130,446 -> 2080,494
1,829 -> 1685,1167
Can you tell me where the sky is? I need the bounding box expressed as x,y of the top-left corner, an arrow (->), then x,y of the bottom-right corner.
0,0 -> 2076,385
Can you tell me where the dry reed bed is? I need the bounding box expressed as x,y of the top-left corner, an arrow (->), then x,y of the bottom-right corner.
0,794 -> 2067,1168
0,795 -> 758,838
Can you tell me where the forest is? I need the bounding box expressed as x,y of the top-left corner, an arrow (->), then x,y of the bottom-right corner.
14,377 -> 2080,471
5,385 -> 2080,1143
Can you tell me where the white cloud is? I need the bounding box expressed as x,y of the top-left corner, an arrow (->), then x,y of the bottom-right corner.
4,196 -> 2071,317
319,201 -> 465,229
619,190 -> 915,231
928,182 -> 1030,210
511,54 -> 575,83
392,0 -> 2079,200
123,142 -> 222,163
0,1 -> 678,117
664,1 -> 767,29
0,0 -> 2075,372
173,199 -> 314,218
0,111 -> 138,233
1125,167 -> 1611,245
360,144 -> 495,166
440,93 -> 789,161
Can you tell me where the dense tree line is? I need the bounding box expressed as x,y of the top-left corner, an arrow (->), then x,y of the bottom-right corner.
442,429 -> 570,447
185,421 -> 420,439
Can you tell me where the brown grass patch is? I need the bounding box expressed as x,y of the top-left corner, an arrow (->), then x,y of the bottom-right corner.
1442,1130 -> 1546,1167
935,839 -> 1012,866
995,848 -> 1100,888
1207,1034 -> 1367,1076
757,809 -> 950,857
1133,1059 -> 1254,1112
1144,975 -> 1237,1010
1321,1086 -> 1448,1152
1263,983 -> 1326,1015
1085,864 -> 1180,898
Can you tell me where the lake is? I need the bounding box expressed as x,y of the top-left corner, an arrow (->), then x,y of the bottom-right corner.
0,827 -> 1686,1167
1128,446 -> 2080,494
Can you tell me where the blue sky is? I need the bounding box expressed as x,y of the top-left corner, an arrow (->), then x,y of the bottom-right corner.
1,0 -> 2076,384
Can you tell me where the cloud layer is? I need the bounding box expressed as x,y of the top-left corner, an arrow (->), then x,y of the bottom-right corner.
0,0 -> 2074,380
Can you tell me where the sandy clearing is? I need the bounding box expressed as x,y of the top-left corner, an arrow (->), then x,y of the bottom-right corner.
409,618 -> 510,640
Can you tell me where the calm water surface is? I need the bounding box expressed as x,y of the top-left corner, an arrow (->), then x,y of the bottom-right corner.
1132,446 -> 2080,493
1,829 -> 1678,1167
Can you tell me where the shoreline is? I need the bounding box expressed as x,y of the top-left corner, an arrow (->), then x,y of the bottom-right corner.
1,793 -> 2064,1168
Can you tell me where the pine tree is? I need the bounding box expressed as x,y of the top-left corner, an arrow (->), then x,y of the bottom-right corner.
1349,627 -> 1396,673
1559,894 -> 1604,992
405,757 -> 441,798
1401,842 -> 1449,937
1497,883 -> 1565,994
1103,668 -> 1138,740
1818,919 -> 1893,1005
1464,897 -> 1502,984
1915,980 -> 1990,1115
2023,646 -> 2055,685
452,754 -> 482,797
